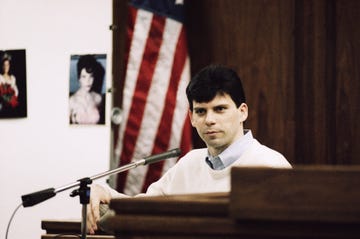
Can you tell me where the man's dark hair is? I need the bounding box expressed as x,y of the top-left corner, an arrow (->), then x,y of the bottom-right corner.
186,65 -> 246,111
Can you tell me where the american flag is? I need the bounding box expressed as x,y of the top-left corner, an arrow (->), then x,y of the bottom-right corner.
114,0 -> 192,195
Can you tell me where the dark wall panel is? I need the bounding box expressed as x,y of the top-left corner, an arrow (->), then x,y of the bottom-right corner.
335,0 -> 360,164
294,0 -> 336,165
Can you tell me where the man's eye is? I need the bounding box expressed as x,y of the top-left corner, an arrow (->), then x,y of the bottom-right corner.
215,106 -> 226,112
195,109 -> 205,115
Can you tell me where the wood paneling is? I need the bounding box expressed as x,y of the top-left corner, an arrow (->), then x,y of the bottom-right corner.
335,0 -> 360,164
294,0 -> 336,164
230,166 -> 360,222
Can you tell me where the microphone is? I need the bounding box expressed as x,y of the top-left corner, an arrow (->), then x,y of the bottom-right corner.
20,148 -> 182,239
21,148 -> 182,207
22,188 -> 56,207
143,148 -> 181,165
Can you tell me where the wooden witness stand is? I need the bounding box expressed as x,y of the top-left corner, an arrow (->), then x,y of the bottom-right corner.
42,166 -> 360,239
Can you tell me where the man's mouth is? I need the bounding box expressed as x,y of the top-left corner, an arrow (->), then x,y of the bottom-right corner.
205,130 -> 218,135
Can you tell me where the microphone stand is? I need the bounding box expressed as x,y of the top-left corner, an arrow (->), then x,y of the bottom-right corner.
21,148 -> 181,239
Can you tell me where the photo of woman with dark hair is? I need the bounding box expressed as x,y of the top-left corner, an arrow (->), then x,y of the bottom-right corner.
0,49 -> 27,118
69,54 -> 106,125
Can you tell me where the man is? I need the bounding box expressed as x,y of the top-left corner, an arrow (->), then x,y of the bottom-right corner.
87,65 -> 291,234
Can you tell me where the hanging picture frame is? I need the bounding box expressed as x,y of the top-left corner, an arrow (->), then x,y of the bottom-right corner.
0,49 -> 27,118
69,54 -> 107,125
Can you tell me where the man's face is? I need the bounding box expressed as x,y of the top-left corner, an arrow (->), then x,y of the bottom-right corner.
189,93 -> 248,156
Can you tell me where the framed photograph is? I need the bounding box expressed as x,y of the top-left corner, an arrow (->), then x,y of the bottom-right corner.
69,54 -> 107,125
0,49 -> 27,118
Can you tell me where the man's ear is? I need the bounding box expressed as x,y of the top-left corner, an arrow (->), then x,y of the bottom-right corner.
239,103 -> 248,121
188,109 -> 195,126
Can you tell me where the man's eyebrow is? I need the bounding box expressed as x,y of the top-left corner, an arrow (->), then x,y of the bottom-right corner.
214,103 -> 229,108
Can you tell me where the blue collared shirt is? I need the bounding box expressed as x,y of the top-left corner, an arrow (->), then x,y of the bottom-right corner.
205,129 -> 253,170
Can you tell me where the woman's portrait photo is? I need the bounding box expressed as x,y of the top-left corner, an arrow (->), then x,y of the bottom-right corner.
0,49 -> 27,118
69,54 -> 106,125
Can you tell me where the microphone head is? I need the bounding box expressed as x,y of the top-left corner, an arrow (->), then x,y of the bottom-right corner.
169,148 -> 181,157
144,148 -> 181,165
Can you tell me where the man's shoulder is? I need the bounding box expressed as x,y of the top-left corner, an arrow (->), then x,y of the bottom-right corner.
179,148 -> 207,161
251,139 -> 282,154
246,139 -> 291,167
185,148 -> 207,156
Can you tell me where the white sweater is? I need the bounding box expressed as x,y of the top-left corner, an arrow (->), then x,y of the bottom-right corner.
108,139 -> 291,197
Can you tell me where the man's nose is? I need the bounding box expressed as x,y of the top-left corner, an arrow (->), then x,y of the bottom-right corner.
205,111 -> 216,125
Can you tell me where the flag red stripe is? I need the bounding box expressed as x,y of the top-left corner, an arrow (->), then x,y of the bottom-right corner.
117,14 -> 166,192
141,27 -> 189,191
124,6 -> 137,70
181,116 -> 193,158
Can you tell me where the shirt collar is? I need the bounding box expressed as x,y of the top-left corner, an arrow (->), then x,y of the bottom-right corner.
206,129 -> 253,170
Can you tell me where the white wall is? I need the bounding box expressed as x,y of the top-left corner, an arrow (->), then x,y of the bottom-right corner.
0,0 -> 112,238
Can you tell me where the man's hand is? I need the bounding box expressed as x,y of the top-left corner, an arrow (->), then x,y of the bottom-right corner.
87,184 -> 111,234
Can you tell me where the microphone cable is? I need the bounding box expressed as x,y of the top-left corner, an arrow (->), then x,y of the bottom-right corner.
5,202 -> 22,239
5,203 -> 82,239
